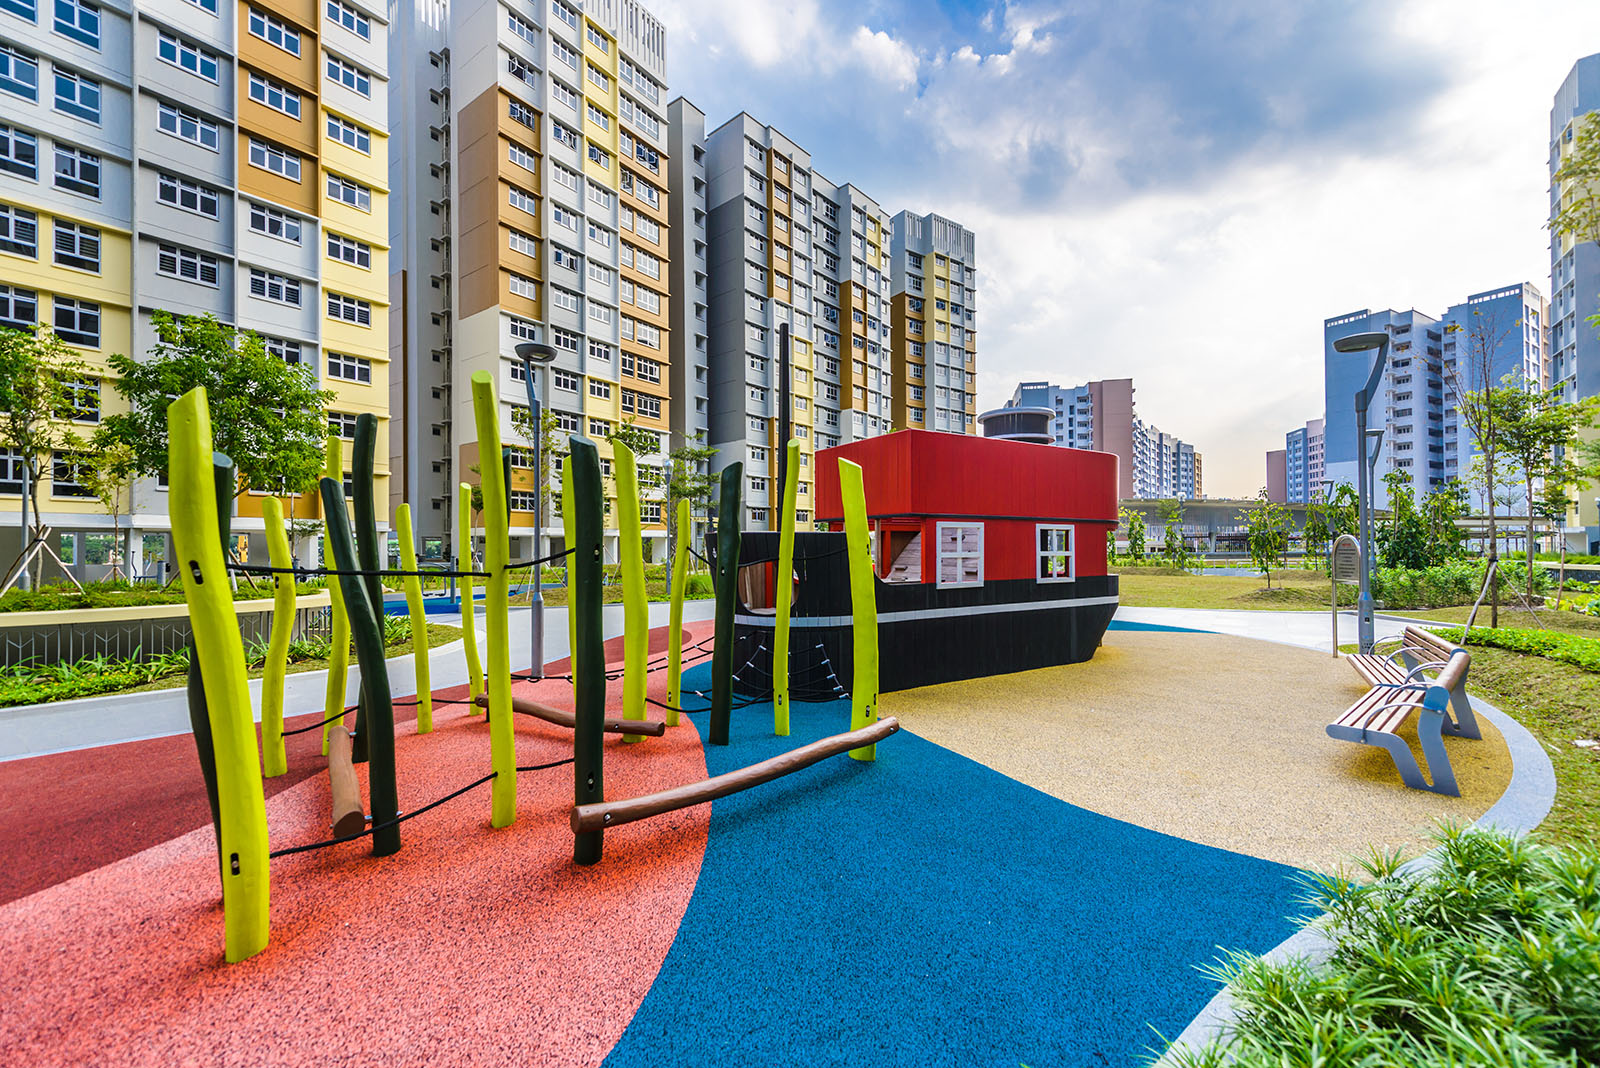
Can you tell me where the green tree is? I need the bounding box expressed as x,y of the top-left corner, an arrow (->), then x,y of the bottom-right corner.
1550,113 -> 1600,279
665,432 -> 717,565
1421,479 -> 1468,565
1499,385 -> 1599,601
1245,489 -> 1290,589
101,313 -> 333,498
1155,498 -> 1192,568
1376,469 -> 1431,570
509,404 -> 563,521
1117,505 -> 1147,563
0,326 -> 94,585
79,432 -> 137,580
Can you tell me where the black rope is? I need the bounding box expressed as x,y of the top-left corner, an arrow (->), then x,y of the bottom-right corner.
281,707 -> 356,736
268,759 -> 573,859
393,696 -> 480,708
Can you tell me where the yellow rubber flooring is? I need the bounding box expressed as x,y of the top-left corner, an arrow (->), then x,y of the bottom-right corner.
881,629 -> 1513,872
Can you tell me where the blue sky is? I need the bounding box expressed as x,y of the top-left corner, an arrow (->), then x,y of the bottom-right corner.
648,0 -> 1600,496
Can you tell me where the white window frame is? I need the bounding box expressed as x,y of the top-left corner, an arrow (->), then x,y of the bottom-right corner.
936,521 -> 984,589
1035,524 -> 1075,583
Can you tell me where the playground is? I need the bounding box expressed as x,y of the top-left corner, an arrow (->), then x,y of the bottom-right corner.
0,378 -> 1552,1067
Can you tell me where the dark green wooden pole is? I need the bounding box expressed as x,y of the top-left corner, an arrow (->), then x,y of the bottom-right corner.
350,414 -> 382,763
570,435 -> 606,866
709,463 -> 743,747
186,453 -> 234,876
320,476 -> 400,856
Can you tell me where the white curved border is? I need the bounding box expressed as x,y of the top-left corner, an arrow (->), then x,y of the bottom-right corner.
1155,692 -> 1556,1065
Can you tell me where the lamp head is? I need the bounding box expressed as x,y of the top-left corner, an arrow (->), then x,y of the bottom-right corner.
515,342 -> 558,364
1333,332 -> 1387,354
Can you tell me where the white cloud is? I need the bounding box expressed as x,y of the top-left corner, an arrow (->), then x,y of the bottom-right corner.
847,26 -> 920,90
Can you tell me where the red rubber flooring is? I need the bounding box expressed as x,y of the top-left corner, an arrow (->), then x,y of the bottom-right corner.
0,621 -> 713,1067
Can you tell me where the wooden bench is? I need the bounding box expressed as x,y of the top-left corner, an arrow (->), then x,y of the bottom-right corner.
1327,648 -> 1474,795
1346,625 -> 1480,740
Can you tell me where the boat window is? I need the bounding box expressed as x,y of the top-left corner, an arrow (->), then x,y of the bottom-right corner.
881,528 -> 921,582
1037,524 -> 1074,583
935,522 -> 983,589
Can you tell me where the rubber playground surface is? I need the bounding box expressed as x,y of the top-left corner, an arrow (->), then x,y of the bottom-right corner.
0,622 -> 1514,1066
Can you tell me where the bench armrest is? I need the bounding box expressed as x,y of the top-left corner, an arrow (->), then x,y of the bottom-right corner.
1351,696 -> 1426,730
1401,659 -> 1451,683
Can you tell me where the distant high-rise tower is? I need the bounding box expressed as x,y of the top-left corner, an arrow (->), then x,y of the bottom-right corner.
1284,417 -> 1325,503
1005,379 -> 1201,499
889,211 -> 976,434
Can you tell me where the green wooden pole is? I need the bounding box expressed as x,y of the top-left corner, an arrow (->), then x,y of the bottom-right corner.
321,435 -> 351,756
839,459 -> 881,762
614,441 -> 647,742
561,455 -> 577,691
469,371 -> 516,828
709,463 -> 743,747
773,439 -> 800,736
350,414 -> 382,764
185,453 -> 234,855
396,503 -> 432,733
458,482 -> 483,707
320,477 -> 400,856
260,496 -> 296,777
665,498 -> 689,726
569,434 -> 606,865
170,389 -> 269,962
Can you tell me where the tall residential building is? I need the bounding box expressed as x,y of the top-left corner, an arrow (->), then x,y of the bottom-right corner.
1,0 -> 391,572
1265,450 -> 1287,503
1324,285 -> 1546,511
1551,53 -> 1600,550
889,210 -> 976,434
815,175 -> 893,446
664,97 -> 707,520
1005,379 -> 1202,499
1283,417 -> 1325,503
389,0 -> 673,561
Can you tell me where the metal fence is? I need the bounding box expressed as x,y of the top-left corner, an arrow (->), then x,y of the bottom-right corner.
0,604 -> 335,669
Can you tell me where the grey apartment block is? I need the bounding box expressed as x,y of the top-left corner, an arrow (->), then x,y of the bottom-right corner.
890,209 -> 976,435
1007,378 -> 1201,499
1284,417 -> 1324,503
665,95 -> 709,541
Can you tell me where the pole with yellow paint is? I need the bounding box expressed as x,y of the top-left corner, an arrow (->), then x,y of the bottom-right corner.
839,459 -> 880,761
169,387 -> 270,962
614,441 -> 647,742
321,435 -> 350,756
458,482 -> 483,707
665,498 -> 689,726
396,503 -> 432,733
773,439 -> 800,736
470,372 -> 517,827
259,496 -> 295,777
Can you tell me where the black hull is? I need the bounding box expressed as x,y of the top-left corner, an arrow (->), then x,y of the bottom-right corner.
731,532 -> 1119,696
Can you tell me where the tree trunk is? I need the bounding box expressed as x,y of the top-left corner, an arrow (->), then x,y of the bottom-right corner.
1486,451 -> 1498,629
1525,477 -> 1536,609
1555,541 -> 1567,612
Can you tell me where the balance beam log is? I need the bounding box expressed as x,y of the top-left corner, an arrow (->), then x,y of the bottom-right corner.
475,694 -> 666,738
570,717 -> 900,834
327,726 -> 366,838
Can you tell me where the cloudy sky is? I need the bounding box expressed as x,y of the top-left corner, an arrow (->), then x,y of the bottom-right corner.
646,0 -> 1600,497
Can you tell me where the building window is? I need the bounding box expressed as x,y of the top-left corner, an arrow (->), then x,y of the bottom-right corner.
588,417 -> 610,437
326,173 -> 372,211
507,10 -> 539,47
0,283 -> 39,328
1036,525 -> 1074,583
158,31 -> 220,82
587,141 -> 610,169
53,0 -> 99,48
51,451 -> 93,496
325,0 -> 369,39
586,102 -> 609,131
0,44 -> 39,102
327,232 -> 371,268
551,0 -> 577,28
554,410 -> 581,433
249,202 -> 302,243
49,144 -> 98,198
248,72 -> 301,118
262,335 -> 302,366
53,68 -> 100,122
552,327 -> 580,353
157,242 -> 219,286
53,221 -> 99,271
508,99 -> 538,131
327,114 -> 371,154
249,8 -> 301,55
507,140 -> 536,173
158,103 -> 219,151
249,138 -> 302,181
0,205 -> 38,257
586,61 -> 609,92
52,296 -> 98,345
325,56 -> 371,97
936,522 -> 983,589
327,292 -> 371,325
0,123 -> 38,178
328,410 -> 359,439
327,351 -> 371,382
552,368 -> 579,392
63,376 -> 98,421
249,269 -> 301,306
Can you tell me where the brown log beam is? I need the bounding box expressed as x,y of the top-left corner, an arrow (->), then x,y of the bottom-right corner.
475,693 -> 666,738
327,725 -> 366,838
570,717 -> 901,834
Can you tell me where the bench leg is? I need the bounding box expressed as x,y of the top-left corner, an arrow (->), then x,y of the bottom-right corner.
1415,710 -> 1460,796
1444,686 -> 1481,740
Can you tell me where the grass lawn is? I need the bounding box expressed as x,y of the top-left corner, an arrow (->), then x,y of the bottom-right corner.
1115,566 -> 1341,611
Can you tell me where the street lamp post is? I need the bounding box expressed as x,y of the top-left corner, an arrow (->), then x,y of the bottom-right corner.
1333,331 -> 1390,654
515,341 -> 558,680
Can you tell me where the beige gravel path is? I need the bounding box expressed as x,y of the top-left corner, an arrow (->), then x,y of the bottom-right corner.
881,629 -> 1512,872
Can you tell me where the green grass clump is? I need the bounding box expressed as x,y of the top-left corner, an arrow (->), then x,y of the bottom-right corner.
1428,625 -> 1600,674
1165,826 -> 1600,1068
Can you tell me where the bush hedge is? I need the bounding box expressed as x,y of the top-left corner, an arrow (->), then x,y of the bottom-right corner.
1371,560 -> 1549,610
1168,826 -> 1600,1068
1428,624 -> 1600,673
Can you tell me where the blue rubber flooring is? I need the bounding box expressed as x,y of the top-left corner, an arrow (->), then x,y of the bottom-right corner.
602,664 -> 1304,1068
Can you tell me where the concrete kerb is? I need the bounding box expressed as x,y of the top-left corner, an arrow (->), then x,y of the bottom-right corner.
1154,689 -> 1556,1066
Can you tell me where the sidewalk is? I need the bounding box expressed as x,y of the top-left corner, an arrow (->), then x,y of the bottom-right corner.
0,599 -> 718,762
1113,606 -> 1415,652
